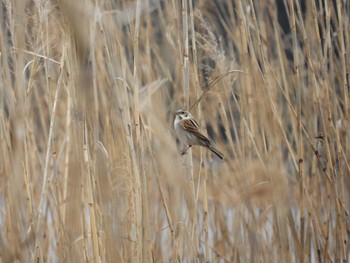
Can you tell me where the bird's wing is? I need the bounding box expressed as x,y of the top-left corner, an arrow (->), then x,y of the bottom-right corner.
181,119 -> 210,143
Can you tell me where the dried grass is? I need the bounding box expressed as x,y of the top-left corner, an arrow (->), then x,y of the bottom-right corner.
0,0 -> 349,262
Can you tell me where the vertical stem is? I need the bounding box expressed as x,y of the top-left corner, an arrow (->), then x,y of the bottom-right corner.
189,0 -> 201,254
181,0 -> 196,260
132,0 -> 143,261
203,167 -> 210,262
289,0 -> 304,262
83,120 -> 101,263
189,0 -> 197,67
62,92 -> 71,222
336,4 -> 348,260
134,0 -> 141,142
33,47 -> 65,261
91,8 -> 100,142
140,133 -> 152,263
182,0 -> 189,108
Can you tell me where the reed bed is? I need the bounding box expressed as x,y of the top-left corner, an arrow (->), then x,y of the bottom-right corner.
0,0 -> 349,262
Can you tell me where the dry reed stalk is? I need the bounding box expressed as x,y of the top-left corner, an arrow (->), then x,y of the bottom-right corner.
188,0 -> 204,259
139,127 -> 152,263
182,0 -> 190,109
288,1 -> 305,262
62,92 -> 71,222
33,44 -> 66,261
129,0 -> 143,261
180,0 -> 198,261
83,120 -> 101,263
1,0 -> 350,262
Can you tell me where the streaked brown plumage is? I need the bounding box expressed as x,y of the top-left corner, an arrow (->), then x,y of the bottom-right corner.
174,109 -> 224,160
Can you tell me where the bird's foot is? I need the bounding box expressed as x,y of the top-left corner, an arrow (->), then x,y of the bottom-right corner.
181,145 -> 191,155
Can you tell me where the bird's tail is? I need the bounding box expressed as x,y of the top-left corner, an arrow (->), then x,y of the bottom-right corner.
208,145 -> 224,160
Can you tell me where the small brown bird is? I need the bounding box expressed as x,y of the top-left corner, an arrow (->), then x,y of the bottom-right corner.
174,109 -> 224,160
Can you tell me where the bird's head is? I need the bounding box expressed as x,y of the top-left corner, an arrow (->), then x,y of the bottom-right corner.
175,109 -> 190,120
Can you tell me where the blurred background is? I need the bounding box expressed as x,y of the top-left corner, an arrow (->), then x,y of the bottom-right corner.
0,0 -> 349,262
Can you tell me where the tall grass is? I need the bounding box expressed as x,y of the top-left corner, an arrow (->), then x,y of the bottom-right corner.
0,0 -> 349,262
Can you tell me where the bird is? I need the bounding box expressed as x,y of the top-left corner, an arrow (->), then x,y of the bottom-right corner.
174,109 -> 224,160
